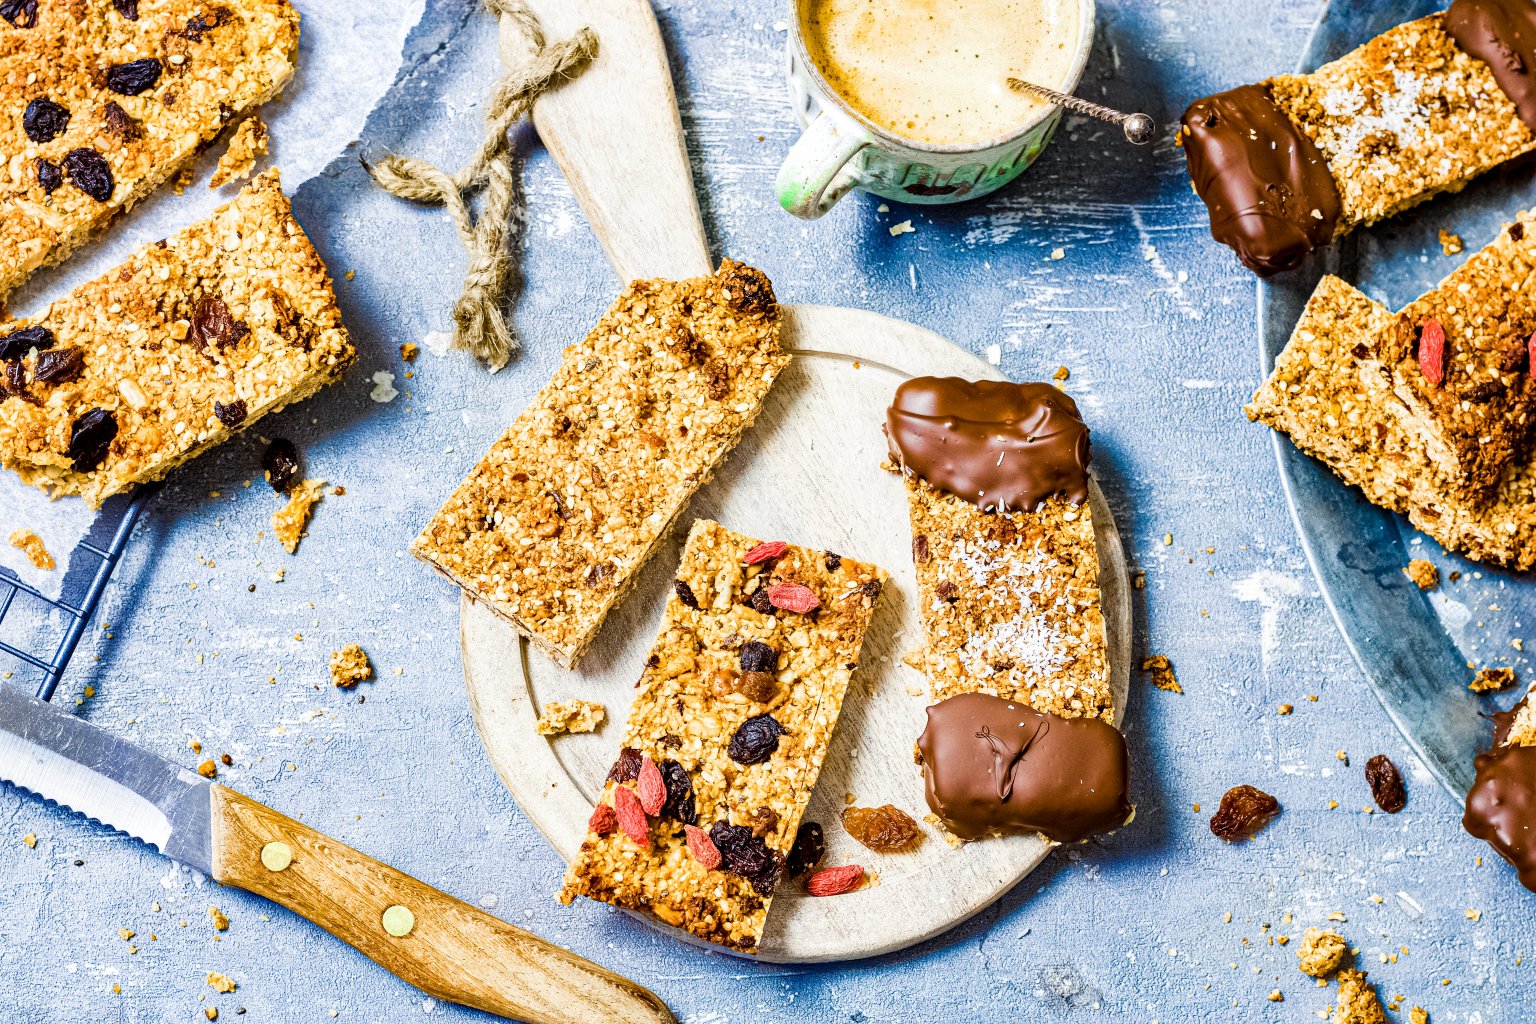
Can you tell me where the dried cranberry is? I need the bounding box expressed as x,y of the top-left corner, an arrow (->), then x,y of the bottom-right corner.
214,399 -> 247,428
0,325 -> 53,361
189,295 -> 248,350
727,714 -> 786,765
0,0 -> 38,28
673,580 -> 699,609
64,148 -> 113,202
1209,784 -> 1280,841
67,408 -> 117,472
105,58 -> 163,96
738,640 -> 778,674
658,759 -> 697,825
605,746 -> 642,784
708,822 -> 783,896
785,821 -> 825,877
112,0 -> 139,18
102,100 -> 143,142
37,158 -> 62,194
33,346 -> 83,384
261,437 -> 301,493
1365,755 -> 1406,813
23,98 -> 70,143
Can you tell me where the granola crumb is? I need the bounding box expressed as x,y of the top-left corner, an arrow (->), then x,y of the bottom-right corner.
210,116 -> 270,190
400,342 -> 419,362
273,480 -> 326,554
329,644 -> 373,689
172,165 -> 197,195
1438,229 -> 1464,256
1404,559 -> 1439,591
1410,1007 -> 1429,1024
1470,667 -> 1516,693
1141,654 -> 1182,693
8,529 -> 54,570
1298,927 -> 1350,977
197,760 -> 217,779
209,906 -> 229,931
1334,968 -> 1388,1024
534,699 -> 607,736
1052,365 -> 1070,381
206,972 -> 236,994
22,833 -> 37,848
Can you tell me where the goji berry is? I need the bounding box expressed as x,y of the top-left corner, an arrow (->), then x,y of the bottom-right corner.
613,786 -> 650,848
767,581 -> 820,613
1418,318 -> 1445,386
744,540 -> 788,565
805,863 -> 864,896
588,802 -> 617,836
637,755 -> 666,816
684,824 -> 721,870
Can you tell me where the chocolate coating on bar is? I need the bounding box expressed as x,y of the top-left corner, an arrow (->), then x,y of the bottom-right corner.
917,692 -> 1131,843
1180,84 -> 1342,276
1447,0 -> 1536,131
886,377 -> 1089,513
1464,742 -> 1536,893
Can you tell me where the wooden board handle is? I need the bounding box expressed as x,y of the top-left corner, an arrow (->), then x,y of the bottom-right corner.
503,0 -> 714,282
209,786 -> 674,1024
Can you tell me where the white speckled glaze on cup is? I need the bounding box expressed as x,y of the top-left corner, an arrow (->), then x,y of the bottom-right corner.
777,0 -> 1096,219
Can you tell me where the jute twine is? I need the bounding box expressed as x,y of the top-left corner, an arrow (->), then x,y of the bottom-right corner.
367,0 -> 597,371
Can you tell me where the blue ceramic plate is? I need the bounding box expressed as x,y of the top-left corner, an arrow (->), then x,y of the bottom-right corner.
1258,0 -> 1536,800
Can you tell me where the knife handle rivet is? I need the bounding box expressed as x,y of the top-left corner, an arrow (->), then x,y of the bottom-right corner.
381,904 -> 415,938
260,841 -> 293,872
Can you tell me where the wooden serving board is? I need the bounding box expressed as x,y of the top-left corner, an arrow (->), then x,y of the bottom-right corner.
461,302 -> 1131,963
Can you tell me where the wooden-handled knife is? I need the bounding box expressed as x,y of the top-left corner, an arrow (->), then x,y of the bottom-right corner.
0,687 -> 674,1023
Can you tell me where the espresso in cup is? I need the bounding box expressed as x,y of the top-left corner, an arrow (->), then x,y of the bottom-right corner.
799,0 -> 1082,147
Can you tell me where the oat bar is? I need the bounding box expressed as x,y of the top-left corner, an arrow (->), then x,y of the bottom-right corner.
1,0 -> 300,299
557,519 -> 887,953
411,260 -> 788,669
1181,8 -> 1536,274
0,169 -> 353,507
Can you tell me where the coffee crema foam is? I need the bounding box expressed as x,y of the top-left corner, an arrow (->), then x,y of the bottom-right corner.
800,0 -> 1080,147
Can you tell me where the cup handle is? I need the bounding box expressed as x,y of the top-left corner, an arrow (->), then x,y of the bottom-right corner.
775,111 -> 869,220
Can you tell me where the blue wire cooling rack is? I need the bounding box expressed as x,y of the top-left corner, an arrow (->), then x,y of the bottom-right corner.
0,488 -> 152,702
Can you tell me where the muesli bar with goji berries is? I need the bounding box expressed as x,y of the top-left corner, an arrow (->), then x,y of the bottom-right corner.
0,170 -> 354,507
411,260 -> 789,669
0,0 -> 300,300
1246,240 -> 1536,569
557,519 -> 888,953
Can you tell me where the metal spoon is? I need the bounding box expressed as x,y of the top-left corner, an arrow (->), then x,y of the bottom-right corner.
1006,77 -> 1156,145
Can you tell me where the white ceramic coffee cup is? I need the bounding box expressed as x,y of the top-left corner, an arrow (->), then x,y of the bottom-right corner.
777,0 -> 1096,220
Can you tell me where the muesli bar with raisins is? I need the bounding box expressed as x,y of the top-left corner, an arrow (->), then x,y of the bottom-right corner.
0,169 -> 354,507
557,519 -> 887,953
411,260 -> 789,669
0,0 -> 299,299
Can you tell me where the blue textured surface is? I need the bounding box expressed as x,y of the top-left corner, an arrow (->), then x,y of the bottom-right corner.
2,1 -> 1534,1020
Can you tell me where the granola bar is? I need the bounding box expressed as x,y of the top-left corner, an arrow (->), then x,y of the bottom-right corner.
411,260 -> 788,669
557,519 -> 887,953
0,170 -> 354,507
1465,685 -> 1536,892
1,0 -> 299,300
1180,9 -> 1536,274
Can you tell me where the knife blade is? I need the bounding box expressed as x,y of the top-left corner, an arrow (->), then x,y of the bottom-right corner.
0,688 -> 673,1024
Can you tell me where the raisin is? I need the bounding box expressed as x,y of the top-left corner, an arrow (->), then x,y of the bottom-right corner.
727,714 -> 786,765
67,408 -> 117,472
913,534 -> 930,564
189,295 -> 249,351
102,100 -> 143,141
23,97 -> 70,143
1365,754 -> 1406,813
113,0 -> 139,18
738,640 -> 778,674
0,0 -> 38,28
33,346 -> 83,385
214,399 -> 247,428
935,580 -> 959,603
261,437 -> 301,494
64,148 -> 113,202
734,670 -> 777,703
658,759 -> 697,825
673,580 -> 699,610
605,746 -> 642,784
824,552 -> 842,572
179,6 -> 231,41
859,579 -> 883,599
841,804 -> 922,852
37,158 -> 62,194
785,821 -> 825,877
1513,221 -> 1526,241
105,58 -> 163,96
720,262 -> 776,315
0,325 -> 53,361
748,586 -> 775,615
708,822 -> 783,896
1460,380 -> 1502,404
4,360 -> 26,397
1209,784 -> 1280,841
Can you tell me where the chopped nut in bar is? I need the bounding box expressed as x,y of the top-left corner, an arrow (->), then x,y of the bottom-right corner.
329,643 -> 372,689
210,115 -> 270,189
558,519 -> 888,953
0,171 -> 354,508
273,479 -> 325,555
534,699 -> 606,736
8,528 -> 53,570
412,260 -> 788,669
0,1 -> 300,299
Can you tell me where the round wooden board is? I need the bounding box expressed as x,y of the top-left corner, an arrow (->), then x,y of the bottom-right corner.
462,303 -> 1131,963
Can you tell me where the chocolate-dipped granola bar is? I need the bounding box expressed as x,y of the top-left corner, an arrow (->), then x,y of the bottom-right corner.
1464,689 -> 1536,893
557,519 -> 887,953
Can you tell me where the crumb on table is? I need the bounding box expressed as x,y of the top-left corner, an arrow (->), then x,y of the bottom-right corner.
273,479 -> 326,554
206,972 -> 236,994
1404,559 -> 1439,591
1297,926 -> 1350,977
210,115 -> 270,189
8,529 -> 54,570
1439,229 -> 1464,256
1334,967 -> 1389,1024
330,643 -> 373,689
535,699 -> 606,735
1471,667 -> 1517,693
1141,654 -> 1182,694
